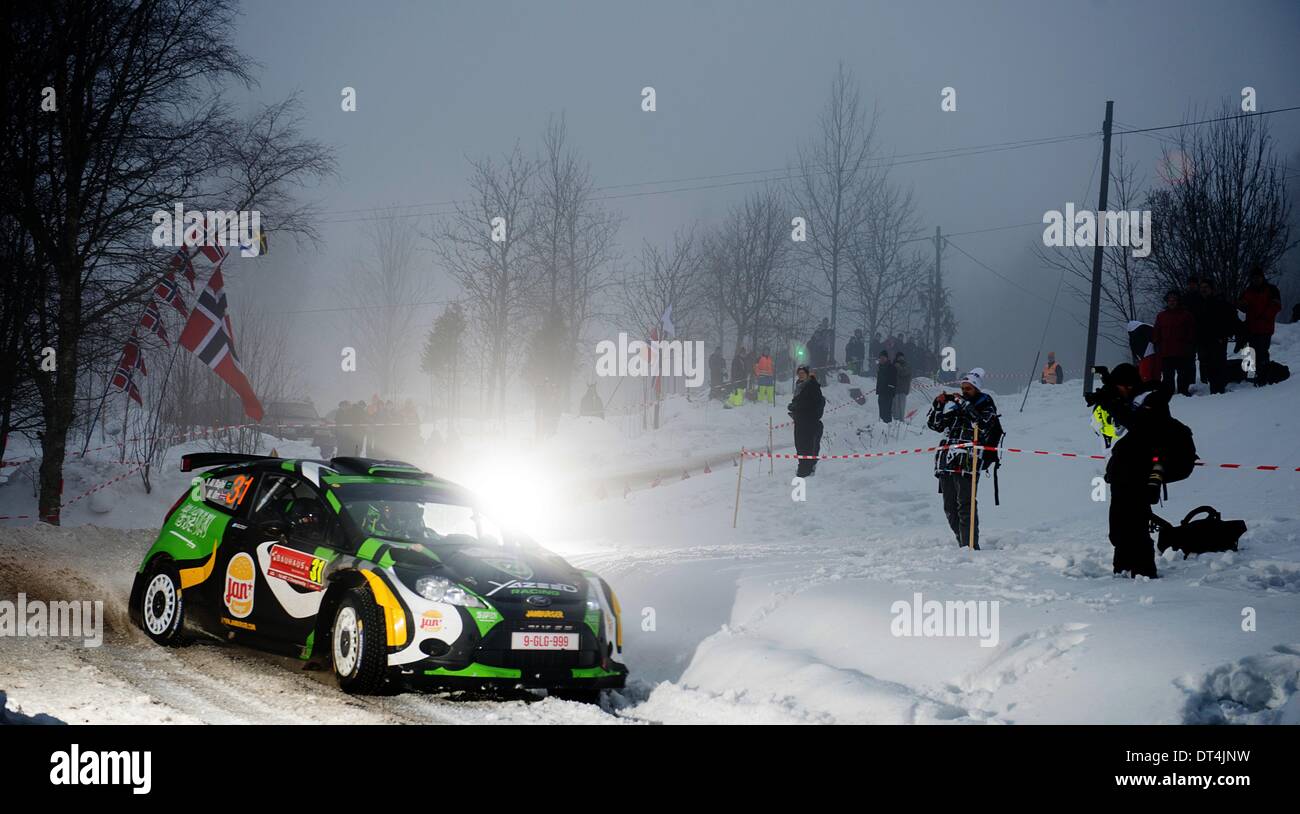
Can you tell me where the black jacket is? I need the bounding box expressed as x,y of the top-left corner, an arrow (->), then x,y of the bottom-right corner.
1091,382 -> 1174,485
730,354 -> 748,384
787,377 -> 825,423
926,391 -> 1000,475
876,360 -> 897,393
1193,295 -> 1240,345
845,336 -> 864,366
709,352 -> 725,385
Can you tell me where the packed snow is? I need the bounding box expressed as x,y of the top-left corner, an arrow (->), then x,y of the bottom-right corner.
3,326 -> 1299,724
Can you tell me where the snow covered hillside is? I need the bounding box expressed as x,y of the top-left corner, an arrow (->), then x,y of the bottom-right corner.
3,326 -> 1299,724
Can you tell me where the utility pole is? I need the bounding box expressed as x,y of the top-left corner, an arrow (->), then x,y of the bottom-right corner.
1083,100 -> 1114,395
932,225 -> 942,371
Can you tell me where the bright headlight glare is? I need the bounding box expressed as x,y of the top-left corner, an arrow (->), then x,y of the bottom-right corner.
415,576 -> 485,608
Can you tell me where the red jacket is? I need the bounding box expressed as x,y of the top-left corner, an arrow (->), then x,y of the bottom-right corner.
1239,283 -> 1282,336
1152,306 -> 1196,359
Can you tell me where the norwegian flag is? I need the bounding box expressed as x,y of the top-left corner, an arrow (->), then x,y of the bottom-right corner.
110,338 -> 148,405
154,271 -> 189,317
179,268 -> 264,421
139,301 -> 169,346
197,242 -> 228,265
169,247 -> 197,290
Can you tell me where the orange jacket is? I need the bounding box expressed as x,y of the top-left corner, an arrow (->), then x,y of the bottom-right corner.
753,355 -> 774,378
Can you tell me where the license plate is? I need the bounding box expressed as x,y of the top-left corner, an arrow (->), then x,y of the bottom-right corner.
511,632 -> 579,651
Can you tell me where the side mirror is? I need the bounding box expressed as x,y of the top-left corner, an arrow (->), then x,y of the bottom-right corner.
258,519 -> 289,538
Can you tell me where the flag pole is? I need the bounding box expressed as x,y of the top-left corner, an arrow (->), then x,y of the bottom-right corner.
733,448 -> 745,528
968,424 -> 979,550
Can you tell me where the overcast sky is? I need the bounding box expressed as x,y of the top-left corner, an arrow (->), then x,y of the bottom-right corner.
227,0 -> 1300,406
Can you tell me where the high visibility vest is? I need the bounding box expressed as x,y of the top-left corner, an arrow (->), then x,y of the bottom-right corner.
1042,363 -> 1058,384
754,355 -> 773,377
1092,405 -> 1119,440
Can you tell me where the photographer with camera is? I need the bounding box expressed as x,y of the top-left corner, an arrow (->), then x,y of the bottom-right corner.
926,368 -> 1002,550
1085,363 -> 1196,578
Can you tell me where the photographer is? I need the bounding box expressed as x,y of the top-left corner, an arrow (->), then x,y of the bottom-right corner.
787,364 -> 825,478
926,368 -> 1000,550
1085,363 -> 1185,578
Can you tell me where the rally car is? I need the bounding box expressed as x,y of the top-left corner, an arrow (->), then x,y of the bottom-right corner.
128,453 -> 627,699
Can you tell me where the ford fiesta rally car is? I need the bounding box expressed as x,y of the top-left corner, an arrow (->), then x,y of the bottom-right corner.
128,453 -> 627,698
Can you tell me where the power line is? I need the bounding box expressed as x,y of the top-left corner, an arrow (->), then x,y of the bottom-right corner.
314,133 -> 1103,225
310,103 -> 1300,224
1111,105 -> 1300,136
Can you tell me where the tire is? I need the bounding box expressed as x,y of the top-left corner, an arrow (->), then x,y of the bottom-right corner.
140,558 -> 185,646
330,586 -> 387,694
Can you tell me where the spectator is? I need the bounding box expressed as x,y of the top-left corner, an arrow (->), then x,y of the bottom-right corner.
1238,265 -> 1283,387
709,346 -> 726,400
787,365 -> 825,478
1194,278 -> 1239,395
926,368 -> 1001,550
845,329 -> 865,376
893,352 -> 912,421
1152,290 -> 1196,396
1040,351 -> 1064,384
875,351 -> 897,423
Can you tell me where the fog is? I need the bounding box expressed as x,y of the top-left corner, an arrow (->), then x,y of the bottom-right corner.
226,0 -> 1300,408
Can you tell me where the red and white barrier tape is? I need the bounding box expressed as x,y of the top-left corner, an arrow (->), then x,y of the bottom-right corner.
0,463 -> 146,520
743,441 -> 1300,472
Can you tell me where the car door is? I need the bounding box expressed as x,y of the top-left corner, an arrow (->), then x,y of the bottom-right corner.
243,473 -> 338,652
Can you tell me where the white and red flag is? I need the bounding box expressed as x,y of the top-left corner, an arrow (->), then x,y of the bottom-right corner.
179,267 -> 263,421
139,301 -> 168,346
169,247 -> 197,290
154,271 -> 189,317
110,337 -> 148,405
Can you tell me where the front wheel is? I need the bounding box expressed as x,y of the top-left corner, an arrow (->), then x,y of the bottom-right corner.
330,587 -> 387,694
140,559 -> 185,646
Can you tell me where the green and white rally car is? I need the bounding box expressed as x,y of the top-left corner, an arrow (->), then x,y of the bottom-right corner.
128,453 -> 627,698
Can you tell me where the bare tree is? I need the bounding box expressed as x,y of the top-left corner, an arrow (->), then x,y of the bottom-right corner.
619,228 -> 704,342
1,0 -> 334,522
431,146 -> 538,419
342,210 -> 425,399
1036,146 -> 1149,349
845,174 -> 928,347
790,62 -> 880,364
714,187 -> 792,351
1144,102 -> 1295,301
529,114 -> 622,406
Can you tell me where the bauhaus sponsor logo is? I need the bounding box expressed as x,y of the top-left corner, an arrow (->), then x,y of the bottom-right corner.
50,744 -> 151,795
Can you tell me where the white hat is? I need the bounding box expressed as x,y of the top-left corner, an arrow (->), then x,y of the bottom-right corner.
960,367 -> 985,391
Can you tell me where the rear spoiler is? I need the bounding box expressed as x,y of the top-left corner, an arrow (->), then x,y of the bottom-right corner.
180,452 -> 280,472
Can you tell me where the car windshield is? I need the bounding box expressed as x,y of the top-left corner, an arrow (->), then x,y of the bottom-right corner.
332,481 -> 514,547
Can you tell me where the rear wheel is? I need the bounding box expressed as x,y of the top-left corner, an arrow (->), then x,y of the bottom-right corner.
140,559 -> 185,646
330,587 -> 387,694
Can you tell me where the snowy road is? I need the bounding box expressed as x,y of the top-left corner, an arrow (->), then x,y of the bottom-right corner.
4,329 -> 1300,724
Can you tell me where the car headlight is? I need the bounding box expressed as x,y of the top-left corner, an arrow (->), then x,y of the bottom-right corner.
415,576 -> 486,608
586,587 -> 602,612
